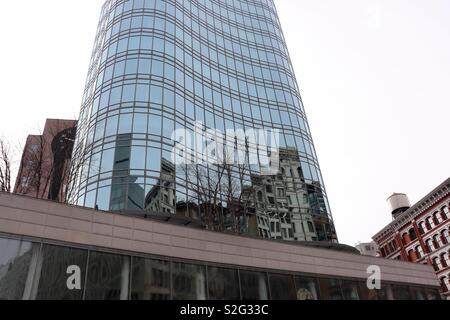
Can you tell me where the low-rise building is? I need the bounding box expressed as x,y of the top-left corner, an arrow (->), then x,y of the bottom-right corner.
14,119 -> 77,202
373,177 -> 450,299
0,192 -> 441,300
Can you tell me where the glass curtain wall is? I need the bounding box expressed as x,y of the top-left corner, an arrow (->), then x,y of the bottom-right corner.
68,0 -> 338,243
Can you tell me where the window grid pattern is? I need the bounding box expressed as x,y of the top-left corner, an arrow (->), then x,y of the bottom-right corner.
69,0 -> 337,242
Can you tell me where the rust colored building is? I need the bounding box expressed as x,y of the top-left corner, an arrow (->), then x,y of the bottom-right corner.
14,119 -> 77,203
373,177 -> 450,299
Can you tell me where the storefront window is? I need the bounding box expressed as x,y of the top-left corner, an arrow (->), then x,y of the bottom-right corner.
207,266 -> 240,300
0,238 -> 35,300
268,273 -> 296,300
318,278 -> 343,300
295,276 -> 320,300
131,257 -> 170,300
172,262 -> 206,300
36,245 -> 88,300
84,251 -> 130,300
391,285 -> 412,300
340,280 -> 360,300
239,270 -> 268,300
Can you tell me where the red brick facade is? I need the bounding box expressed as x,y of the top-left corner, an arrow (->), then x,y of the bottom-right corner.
373,178 -> 450,299
14,119 -> 77,202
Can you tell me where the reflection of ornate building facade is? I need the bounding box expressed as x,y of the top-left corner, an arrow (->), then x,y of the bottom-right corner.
251,148 -> 337,242
373,178 -> 450,299
145,159 -> 176,214
68,0 -> 337,242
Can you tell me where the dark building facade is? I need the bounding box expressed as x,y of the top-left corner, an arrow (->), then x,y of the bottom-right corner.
68,0 -> 337,242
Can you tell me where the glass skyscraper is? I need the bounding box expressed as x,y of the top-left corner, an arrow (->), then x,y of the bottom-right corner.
69,0 -> 338,242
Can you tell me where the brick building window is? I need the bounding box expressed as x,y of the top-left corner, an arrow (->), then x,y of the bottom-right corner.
440,253 -> 448,268
441,230 -> 449,245
415,246 -> 423,259
441,206 -> 449,221
407,249 -> 416,262
433,235 -> 441,249
432,257 -> 440,271
418,221 -> 426,235
402,233 -> 410,245
433,212 -> 443,225
426,217 -> 433,230
409,228 -> 417,241
426,239 -> 434,253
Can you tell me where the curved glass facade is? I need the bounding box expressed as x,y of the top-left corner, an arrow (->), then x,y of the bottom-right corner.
69,0 -> 337,242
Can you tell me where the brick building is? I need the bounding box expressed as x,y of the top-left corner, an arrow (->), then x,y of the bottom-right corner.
373,177 -> 450,299
14,119 -> 77,202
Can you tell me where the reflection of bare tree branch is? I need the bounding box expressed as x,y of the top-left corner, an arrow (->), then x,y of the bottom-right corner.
14,121 -> 77,202
183,138 -> 255,234
0,138 -> 12,193
65,141 -> 92,205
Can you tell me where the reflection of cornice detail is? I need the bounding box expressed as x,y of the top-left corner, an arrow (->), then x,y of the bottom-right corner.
373,178 -> 450,242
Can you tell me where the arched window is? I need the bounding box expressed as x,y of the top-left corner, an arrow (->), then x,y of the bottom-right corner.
402,232 -> 410,245
426,239 -> 434,253
440,276 -> 448,292
433,234 -> 441,249
426,217 -> 434,230
442,206 -> 449,220
409,228 -> 417,241
415,245 -> 423,259
440,253 -> 448,268
441,230 -> 449,245
433,257 -> 441,271
445,229 -> 450,243
418,221 -> 426,235
408,249 -> 416,262
434,211 -> 443,225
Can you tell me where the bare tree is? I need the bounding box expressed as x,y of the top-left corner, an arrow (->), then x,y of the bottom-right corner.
182,137 -> 256,234
64,124 -> 102,205
14,121 -> 77,202
0,138 -> 12,192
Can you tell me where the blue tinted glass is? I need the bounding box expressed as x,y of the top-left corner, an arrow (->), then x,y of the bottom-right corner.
133,113 -> 148,133
118,114 -> 133,133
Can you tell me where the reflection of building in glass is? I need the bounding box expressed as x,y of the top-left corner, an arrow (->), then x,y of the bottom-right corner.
68,0 -> 337,242
131,259 -> 170,300
145,158 -> 176,214
14,119 -> 77,202
250,148 -> 337,242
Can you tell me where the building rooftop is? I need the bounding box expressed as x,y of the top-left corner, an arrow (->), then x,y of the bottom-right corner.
373,177 -> 450,242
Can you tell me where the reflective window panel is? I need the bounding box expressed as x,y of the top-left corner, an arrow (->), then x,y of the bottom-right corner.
131,257 -> 170,300
207,266 -> 240,300
84,251 -> 130,300
240,270 -> 269,300
172,262 -> 206,300
36,245 -> 88,300
295,276 -> 320,300
268,273 -> 296,300
318,278 -> 343,300
0,238 -> 35,300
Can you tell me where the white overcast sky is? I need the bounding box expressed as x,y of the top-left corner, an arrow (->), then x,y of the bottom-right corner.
0,0 -> 449,246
